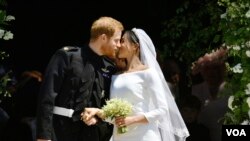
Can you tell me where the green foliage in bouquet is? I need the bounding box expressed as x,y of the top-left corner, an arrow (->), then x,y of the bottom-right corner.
102,98 -> 133,134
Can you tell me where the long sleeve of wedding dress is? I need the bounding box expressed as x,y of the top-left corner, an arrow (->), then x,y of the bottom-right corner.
109,68 -> 168,141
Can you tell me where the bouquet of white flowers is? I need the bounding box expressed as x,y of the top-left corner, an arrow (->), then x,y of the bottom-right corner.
102,98 -> 133,134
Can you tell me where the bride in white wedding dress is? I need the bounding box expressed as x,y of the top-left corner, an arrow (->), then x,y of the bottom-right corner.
82,28 -> 189,141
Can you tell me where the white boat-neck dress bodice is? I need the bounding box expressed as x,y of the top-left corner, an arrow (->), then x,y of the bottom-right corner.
109,68 -> 168,141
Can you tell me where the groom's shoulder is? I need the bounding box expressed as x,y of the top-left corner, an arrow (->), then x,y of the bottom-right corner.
60,46 -> 80,52
56,46 -> 81,55
51,46 -> 81,59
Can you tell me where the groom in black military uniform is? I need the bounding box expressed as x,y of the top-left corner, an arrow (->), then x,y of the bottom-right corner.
36,17 -> 124,141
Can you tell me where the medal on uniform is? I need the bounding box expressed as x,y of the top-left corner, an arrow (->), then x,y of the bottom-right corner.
101,67 -> 109,73
101,90 -> 105,98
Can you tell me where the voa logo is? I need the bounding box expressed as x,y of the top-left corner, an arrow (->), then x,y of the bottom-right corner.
226,129 -> 246,136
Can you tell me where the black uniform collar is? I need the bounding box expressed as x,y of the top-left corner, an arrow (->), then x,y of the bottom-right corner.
81,45 -> 116,73
82,45 -> 103,63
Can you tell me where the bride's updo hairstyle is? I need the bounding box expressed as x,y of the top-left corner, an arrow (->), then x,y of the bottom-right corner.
122,30 -> 139,45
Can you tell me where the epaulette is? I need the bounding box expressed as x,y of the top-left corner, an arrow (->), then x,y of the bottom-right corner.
62,46 -> 79,52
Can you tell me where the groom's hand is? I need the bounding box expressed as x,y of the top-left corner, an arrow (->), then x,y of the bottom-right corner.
83,116 -> 98,126
81,108 -> 100,126
81,108 -> 100,120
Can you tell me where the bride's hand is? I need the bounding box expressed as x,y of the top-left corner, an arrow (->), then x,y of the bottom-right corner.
81,107 -> 103,121
84,116 -> 98,126
115,116 -> 133,127
115,115 -> 148,127
82,108 -> 101,119
81,108 -> 100,125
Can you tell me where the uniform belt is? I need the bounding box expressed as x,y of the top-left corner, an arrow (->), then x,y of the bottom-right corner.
53,106 -> 74,118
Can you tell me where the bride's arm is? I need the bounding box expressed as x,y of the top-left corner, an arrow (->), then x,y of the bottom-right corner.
115,69 -> 169,127
143,69 -> 169,123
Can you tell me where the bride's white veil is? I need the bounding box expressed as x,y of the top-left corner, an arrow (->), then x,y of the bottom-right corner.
132,28 -> 189,141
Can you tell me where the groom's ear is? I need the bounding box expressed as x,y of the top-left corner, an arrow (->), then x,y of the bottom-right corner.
100,34 -> 108,41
